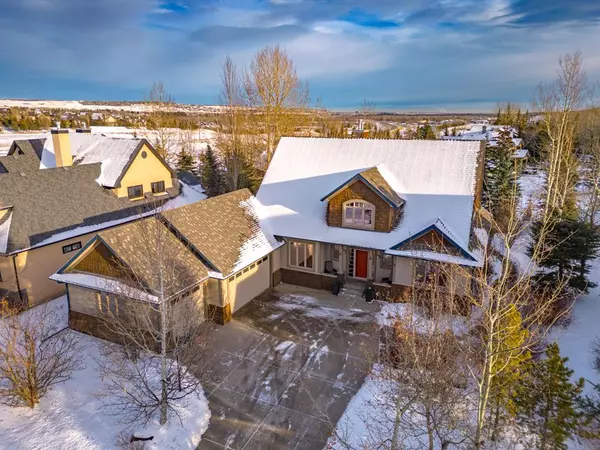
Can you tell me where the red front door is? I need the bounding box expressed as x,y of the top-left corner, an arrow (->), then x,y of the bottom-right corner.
355,250 -> 368,278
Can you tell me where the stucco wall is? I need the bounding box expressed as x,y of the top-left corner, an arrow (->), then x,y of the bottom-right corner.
113,144 -> 173,198
12,232 -> 100,307
393,256 -> 414,286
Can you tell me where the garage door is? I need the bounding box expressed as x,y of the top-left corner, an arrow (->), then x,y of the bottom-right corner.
227,256 -> 270,313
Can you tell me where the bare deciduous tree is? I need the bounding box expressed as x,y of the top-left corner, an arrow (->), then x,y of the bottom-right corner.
535,52 -> 587,221
244,44 -> 310,163
144,81 -> 178,163
93,213 -> 215,426
0,302 -> 81,408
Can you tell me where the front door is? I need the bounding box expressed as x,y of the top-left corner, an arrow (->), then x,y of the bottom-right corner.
354,249 -> 368,278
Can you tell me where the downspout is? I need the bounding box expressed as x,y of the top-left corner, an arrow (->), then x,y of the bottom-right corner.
11,254 -> 24,305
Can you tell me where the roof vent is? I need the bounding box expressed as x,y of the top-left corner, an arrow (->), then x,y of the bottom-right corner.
19,172 -> 26,177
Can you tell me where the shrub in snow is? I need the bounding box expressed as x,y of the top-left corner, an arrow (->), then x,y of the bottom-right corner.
0,301 -> 81,408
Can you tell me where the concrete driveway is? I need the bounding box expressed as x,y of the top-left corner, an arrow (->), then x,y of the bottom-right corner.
198,284 -> 380,450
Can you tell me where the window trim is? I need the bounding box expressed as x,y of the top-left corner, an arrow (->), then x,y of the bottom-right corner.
288,241 -> 315,270
127,184 -> 144,200
151,180 -> 166,194
62,241 -> 82,254
342,200 -> 375,230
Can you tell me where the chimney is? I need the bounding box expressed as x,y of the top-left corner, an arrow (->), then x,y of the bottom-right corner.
51,124 -> 73,167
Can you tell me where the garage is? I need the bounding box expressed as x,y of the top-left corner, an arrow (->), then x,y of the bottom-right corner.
225,255 -> 270,313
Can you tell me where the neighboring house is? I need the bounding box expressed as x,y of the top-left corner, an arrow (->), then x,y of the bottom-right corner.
0,128 -> 194,309
51,189 -> 282,333
256,137 -> 486,300
442,124 -> 528,159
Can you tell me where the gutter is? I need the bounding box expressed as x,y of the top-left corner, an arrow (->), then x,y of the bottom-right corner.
11,255 -> 24,305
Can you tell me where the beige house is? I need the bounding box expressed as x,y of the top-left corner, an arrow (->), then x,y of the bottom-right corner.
52,189 -> 282,332
0,128 -> 197,309
47,137 -> 486,339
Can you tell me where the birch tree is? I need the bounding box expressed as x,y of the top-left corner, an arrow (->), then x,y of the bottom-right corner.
535,52 -> 587,222
94,215 -> 214,426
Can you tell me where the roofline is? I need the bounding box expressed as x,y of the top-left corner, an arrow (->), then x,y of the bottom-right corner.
5,212 -> 152,256
320,173 -> 401,208
157,214 -> 221,273
112,139 -> 174,188
390,223 -> 476,261
56,235 -> 102,275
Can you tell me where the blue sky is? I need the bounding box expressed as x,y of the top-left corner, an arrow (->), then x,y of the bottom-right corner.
0,0 -> 599,112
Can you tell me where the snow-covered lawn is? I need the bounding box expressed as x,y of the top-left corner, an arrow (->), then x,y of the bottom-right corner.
0,330 -> 211,450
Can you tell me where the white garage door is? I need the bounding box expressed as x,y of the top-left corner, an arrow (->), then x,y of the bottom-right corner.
227,256 -> 270,313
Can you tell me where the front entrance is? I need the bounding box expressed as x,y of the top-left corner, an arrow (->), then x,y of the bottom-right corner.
354,249 -> 369,278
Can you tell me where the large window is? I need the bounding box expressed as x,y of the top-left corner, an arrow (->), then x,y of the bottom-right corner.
96,292 -> 118,316
289,241 -> 314,269
151,181 -> 166,194
343,200 -> 375,229
127,185 -> 143,199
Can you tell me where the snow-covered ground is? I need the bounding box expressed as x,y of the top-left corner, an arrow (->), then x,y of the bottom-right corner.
0,305 -> 211,449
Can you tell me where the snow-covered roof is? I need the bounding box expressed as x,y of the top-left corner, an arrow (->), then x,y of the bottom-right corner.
256,137 -> 482,263
513,148 -> 529,159
0,208 -> 12,254
39,133 -> 145,187
50,272 -> 159,303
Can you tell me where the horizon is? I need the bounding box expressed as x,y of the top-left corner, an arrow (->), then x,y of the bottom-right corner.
1,1 -> 599,112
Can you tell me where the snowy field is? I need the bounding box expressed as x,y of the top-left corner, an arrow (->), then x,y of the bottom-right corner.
0,300 -> 211,450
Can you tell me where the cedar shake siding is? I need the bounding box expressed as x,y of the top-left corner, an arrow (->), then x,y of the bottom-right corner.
326,180 -> 400,232
403,229 -> 463,257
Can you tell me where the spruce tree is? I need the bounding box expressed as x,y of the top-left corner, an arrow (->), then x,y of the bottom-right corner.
515,343 -> 585,450
530,217 -> 600,291
484,127 -> 519,222
176,147 -> 195,173
199,145 -> 224,197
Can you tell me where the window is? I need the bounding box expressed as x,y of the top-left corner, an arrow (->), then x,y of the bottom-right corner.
96,292 -> 118,316
289,241 -> 314,269
151,181 -> 165,194
343,201 -> 375,229
382,254 -> 393,269
141,150 -> 148,159
332,245 -> 341,262
414,260 -> 428,283
62,241 -> 82,254
128,185 -> 143,199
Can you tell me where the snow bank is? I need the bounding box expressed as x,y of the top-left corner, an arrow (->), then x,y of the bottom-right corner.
0,332 -> 211,450
376,301 -> 469,335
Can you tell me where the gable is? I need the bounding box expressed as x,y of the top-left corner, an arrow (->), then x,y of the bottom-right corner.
391,224 -> 475,261
326,179 -> 399,232
68,241 -> 130,280
114,141 -> 173,188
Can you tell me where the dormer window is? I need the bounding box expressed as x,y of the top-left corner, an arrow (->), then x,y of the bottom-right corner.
343,200 -> 375,230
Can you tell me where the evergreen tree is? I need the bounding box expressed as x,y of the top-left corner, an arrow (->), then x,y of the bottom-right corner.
416,122 -> 436,139
176,147 -> 195,172
484,127 -> 519,222
489,305 -> 530,440
199,145 -> 224,197
515,343 -> 585,450
578,381 -> 600,440
530,217 -> 600,291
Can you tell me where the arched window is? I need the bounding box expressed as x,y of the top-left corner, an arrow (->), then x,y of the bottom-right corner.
343,200 -> 375,229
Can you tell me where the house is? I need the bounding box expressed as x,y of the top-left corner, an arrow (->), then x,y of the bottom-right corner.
0,128 -> 194,309
51,189 -> 282,332
255,137 -> 485,300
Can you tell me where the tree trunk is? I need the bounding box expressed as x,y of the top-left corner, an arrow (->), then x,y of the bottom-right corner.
159,270 -> 168,426
425,405 -> 435,450
24,330 -> 39,408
